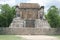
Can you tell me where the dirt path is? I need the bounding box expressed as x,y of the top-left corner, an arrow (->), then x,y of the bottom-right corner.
16,35 -> 59,40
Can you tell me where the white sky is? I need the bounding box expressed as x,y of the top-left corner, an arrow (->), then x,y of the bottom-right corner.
0,0 -> 60,13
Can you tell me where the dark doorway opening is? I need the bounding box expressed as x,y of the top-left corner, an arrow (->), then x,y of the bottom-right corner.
26,20 -> 35,27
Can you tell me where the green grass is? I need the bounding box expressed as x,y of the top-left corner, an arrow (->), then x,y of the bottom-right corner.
53,35 -> 60,38
48,35 -> 60,38
0,35 -> 23,40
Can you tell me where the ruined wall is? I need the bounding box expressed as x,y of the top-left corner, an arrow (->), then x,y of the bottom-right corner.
35,19 -> 50,28
20,9 -> 38,20
0,27 -> 60,35
10,3 -> 50,28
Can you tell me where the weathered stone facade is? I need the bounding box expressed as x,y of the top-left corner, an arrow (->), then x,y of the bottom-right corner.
9,3 -> 50,28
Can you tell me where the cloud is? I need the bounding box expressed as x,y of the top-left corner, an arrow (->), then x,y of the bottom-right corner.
45,0 -> 60,12
16,0 -> 30,4
26,0 -> 53,12
0,0 -> 60,12
26,0 -> 53,6
0,0 -> 30,6
26,0 -> 44,6
0,0 -> 16,6
27,0 -> 60,12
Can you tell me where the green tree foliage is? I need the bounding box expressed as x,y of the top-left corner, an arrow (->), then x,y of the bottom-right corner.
0,4 -> 15,27
47,6 -> 60,28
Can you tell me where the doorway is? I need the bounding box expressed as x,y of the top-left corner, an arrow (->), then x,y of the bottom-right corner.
26,20 -> 35,27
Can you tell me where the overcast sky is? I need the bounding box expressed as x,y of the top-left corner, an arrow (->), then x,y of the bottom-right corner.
0,0 -> 60,12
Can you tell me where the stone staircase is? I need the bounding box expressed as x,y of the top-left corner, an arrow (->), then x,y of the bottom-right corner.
35,19 -> 50,28
9,17 -> 24,28
9,17 -> 50,28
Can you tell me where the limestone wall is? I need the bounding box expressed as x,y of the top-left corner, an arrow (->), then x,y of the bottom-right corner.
19,9 -> 38,20
0,27 -> 60,35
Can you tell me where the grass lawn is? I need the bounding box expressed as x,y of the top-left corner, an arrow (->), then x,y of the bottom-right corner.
53,35 -> 60,38
48,35 -> 60,39
0,35 -> 23,40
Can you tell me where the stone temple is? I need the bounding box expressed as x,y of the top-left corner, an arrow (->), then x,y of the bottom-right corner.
9,3 -> 50,28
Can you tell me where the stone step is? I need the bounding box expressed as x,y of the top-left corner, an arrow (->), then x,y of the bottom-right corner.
9,17 -> 24,28
9,17 -> 50,28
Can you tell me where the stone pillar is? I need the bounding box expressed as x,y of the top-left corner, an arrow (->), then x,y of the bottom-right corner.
16,7 -> 20,17
20,11 -> 22,19
40,8 -> 44,19
38,10 -> 40,19
23,21 -> 26,27
38,6 -> 44,19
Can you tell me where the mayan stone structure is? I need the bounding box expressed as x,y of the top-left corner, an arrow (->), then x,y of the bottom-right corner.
9,3 -> 50,28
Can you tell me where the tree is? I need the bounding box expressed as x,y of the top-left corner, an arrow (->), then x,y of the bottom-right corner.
47,6 -> 60,28
0,4 -> 15,27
